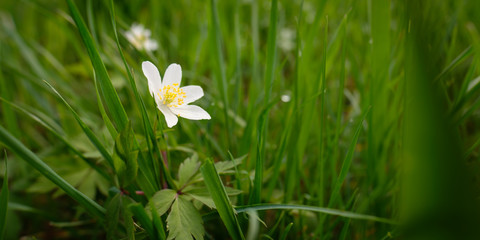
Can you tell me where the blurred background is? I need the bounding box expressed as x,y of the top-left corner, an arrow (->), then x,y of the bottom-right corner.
1,0 -> 480,239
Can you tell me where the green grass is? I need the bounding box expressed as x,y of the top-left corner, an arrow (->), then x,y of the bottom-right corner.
1,0 -> 480,239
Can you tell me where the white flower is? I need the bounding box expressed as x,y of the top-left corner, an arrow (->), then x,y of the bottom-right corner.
279,28 -> 296,52
125,23 -> 158,51
142,61 -> 211,128
281,94 -> 291,103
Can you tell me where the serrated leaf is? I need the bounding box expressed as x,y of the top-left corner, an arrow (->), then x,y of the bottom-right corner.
189,155 -> 245,183
166,196 -> 204,240
178,157 -> 200,187
185,193 -> 215,209
113,122 -> 138,187
214,155 -> 245,174
185,187 -> 243,209
148,189 -> 177,217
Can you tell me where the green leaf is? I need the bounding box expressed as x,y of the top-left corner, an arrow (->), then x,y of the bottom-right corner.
184,188 -> 215,209
188,155 -> 245,184
148,189 -> 177,217
112,122 -> 138,187
166,196 -> 204,240
178,157 -> 200,187
0,154 -> 8,239
186,186 -> 242,210
214,155 -> 245,174
201,159 -> 244,240
0,125 -> 105,219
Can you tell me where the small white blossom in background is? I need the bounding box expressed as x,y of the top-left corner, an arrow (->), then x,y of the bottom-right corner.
303,2 -> 316,24
279,28 -> 296,52
142,61 -> 211,128
125,23 -> 158,51
281,94 -> 291,103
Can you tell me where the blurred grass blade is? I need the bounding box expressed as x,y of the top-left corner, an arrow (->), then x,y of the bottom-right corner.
210,0 -> 232,147
250,0 -> 278,205
328,108 -> 369,208
234,204 -> 396,225
368,0 -> 391,195
0,125 -> 105,219
263,0 -> 278,102
201,159 -> 245,240
65,0 -> 128,130
112,122 -> 138,187
279,222 -> 293,240
0,69 -> 20,138
434,46 -> 473,82
0,153 -> 8,239
0,97 -> 110,180
44,81 -> 115,170
94,76 -> 118,138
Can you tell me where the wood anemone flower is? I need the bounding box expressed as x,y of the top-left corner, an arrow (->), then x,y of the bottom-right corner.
142,61 -> 211,128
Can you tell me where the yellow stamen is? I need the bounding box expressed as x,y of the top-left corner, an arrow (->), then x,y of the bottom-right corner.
159,84 -> 186,108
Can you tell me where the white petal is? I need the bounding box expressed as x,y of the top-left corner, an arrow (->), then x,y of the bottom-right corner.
142,61 -> 162,96
180,85 -> 204,104
131,24 -> 144,36
170,105 -> 211,120
158,104 -> 178,128
145,40 -> 158,51
144,29 -> 152,37
125,32 -> 135,43
162,63 -> 182,87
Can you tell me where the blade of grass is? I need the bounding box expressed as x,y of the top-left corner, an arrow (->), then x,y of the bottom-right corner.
204,203 -> 397,225
367,0 -> 391,210
129,203 -> 156,239
331,13 -> 349,187
0,97 -> 110,180
65,0 -> 128,130
210,0 -> 232,148
67,0 -> 160,193
107,0 -> 173,189
201,158 -> 245,240
250,0 -> 278,205
0,125 -> 105,219
279,222 -> 293,240
434,46 -> 473,82
0,153 -> 8,239
94,76 -> 118,138
44,81 -> 115,170
328,108 -> 370,208
0,68 -> 20,138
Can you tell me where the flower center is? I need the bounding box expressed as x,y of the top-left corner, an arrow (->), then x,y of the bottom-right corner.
158,84 -> 186,108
